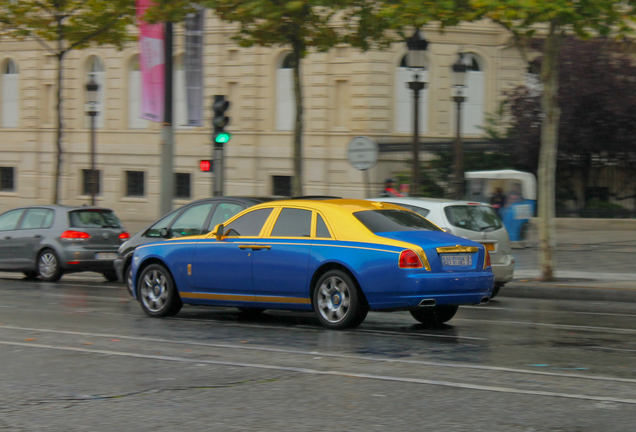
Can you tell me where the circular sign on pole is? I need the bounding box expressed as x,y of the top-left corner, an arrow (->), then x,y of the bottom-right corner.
347,136 -> 378,171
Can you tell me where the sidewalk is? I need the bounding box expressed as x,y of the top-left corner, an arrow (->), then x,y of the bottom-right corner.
500,226 -> 636,303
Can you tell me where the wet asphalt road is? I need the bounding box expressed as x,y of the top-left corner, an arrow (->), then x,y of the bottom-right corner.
1,275 -> 636,431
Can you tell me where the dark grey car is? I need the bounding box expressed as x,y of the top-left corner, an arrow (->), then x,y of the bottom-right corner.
115,197 -> 273,295
0,205 -> 130,281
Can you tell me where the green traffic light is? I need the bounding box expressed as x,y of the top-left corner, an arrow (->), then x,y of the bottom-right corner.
215,132 -> 231,144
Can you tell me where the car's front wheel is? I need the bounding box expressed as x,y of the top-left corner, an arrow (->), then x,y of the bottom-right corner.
38,249 -> 63,282
137,264 -> 182,317
410,305 -> 459,326
313,270 -> 367,330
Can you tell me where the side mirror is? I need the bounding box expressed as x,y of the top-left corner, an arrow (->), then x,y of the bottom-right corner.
160,227 -> 169,238
441,227 -> 453,234
213,223 -> 224,241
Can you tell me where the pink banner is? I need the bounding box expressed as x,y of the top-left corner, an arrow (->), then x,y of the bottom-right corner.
137,0 -> 164,122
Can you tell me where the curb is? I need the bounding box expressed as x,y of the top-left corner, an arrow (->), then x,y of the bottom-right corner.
499,281 -> 636,303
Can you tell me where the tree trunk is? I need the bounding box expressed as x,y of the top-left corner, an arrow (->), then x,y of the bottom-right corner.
53,51 -> 65,204
291,41 -> 303,197
537,21 -> 561,281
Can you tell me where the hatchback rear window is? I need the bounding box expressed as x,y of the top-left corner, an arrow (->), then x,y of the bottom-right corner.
69,210 -> 122,229
443,205 -> 503,232
354,210 -> 440,233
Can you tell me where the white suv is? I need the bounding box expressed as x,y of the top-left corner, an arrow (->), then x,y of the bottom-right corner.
370,197 -> 514,298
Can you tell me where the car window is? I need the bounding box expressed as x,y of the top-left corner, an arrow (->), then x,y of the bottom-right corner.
0,209 -> 25,231
169,203 -> 213,238
393,203 -> 430,218
354,210 -> 441,233
21,208 -> 54,229
315,213 -> 332,238
443,205 -> 503,232
224,208 -> 273,237
207,202 -> 245,232
145,210 -> 180,238
270,208 -> 312,237
69,210 -> 122,228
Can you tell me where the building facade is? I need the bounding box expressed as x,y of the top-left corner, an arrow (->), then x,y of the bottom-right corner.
0,13 -> 526,229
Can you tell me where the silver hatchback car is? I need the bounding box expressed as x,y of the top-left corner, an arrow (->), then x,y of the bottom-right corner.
370,197 -> 514,298
0,205 -> 129,281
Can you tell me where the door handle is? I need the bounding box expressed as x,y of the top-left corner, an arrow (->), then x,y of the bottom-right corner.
4,236 -> 10,240
33,234 -> 42,238
238,245 -> 271,250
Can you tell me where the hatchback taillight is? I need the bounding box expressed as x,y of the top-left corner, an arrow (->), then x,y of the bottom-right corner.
399,250 -> 423,268
119,232 -> 130,240
60,230 -> 91,241
484,250 -> 492,268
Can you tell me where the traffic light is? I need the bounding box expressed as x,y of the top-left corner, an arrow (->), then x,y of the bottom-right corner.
199,160 -> 212,172
212,95 -> 231,145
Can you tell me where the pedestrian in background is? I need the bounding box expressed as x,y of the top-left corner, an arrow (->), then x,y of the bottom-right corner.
381,178 -> 403,197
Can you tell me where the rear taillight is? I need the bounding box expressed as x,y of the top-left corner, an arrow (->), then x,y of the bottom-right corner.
484,250 -> 492,268
60,230 -> 91,241
399,250 -> 423,268
119,232 -> 130,240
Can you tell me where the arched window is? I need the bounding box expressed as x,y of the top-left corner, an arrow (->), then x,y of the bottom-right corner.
2,59 -> 19,128
395,55 -> 428,134
128,55 -> 147,129
276,53 -> 295,131
173,54 -> 187,128
461,53 -> 485,135
85,56 -> 105,128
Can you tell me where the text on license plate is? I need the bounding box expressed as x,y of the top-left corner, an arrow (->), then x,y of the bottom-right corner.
96,253 -> 118,260
441,254 -> 472,266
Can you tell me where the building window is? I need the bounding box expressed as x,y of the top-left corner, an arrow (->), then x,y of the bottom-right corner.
175,173 -> 191,199
126,171 -> 145,197
2,59 -> 19,128
460,53 -> 485,135
272,175 -> 291,197
395,54 -> 428,134
85,56 -> 105,129
0,167 -> 15,191
82,169 -> 101,196
128,55 -> 147,129
276,53 -> 295,131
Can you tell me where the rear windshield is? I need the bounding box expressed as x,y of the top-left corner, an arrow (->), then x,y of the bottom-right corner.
69,210 -> 122,229
443,205 -> 503,232
354,210 -> 441,233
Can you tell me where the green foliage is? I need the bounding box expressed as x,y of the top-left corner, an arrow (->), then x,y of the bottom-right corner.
0,0 -> 136,53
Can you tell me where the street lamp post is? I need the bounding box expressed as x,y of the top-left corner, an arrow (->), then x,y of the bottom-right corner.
85,74 -> 99,206
451,53 -> 468,200
406,29 -> 428,197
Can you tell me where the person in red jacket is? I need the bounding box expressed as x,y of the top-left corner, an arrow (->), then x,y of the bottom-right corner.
381,178 -> 403,197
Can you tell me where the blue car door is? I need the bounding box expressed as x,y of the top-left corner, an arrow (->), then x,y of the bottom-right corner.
190,208 -> 273,305
251,207 -> 313,308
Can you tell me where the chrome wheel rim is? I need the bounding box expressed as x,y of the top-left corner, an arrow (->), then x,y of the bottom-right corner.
316,276 -> 351,324
39,252 -> 58,278
140,269 -> 169,312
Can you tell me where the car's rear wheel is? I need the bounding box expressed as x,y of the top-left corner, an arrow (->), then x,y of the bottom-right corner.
102,269 -> 118,282
410,305 -> 459,325
137,264 -> 182,317
491,283 -> 503,299
38,249 -> 63,282
313,270 -> 367,330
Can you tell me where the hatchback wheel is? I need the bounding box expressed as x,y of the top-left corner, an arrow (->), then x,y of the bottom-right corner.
124,265 -> 134,297
102,269 -> 118,282
313,270 -> 367,330
137,264 -> 182,317
38,249 -> 63,282
410,305 -> 459,326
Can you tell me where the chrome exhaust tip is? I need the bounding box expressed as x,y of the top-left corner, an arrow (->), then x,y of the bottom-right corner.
480,297 -> 490,305
419,299 -> 436,307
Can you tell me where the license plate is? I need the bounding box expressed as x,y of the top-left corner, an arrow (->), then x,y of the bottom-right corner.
441,254 -> 472,266
481,243 -> 495,251
96,253 -> 118,260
